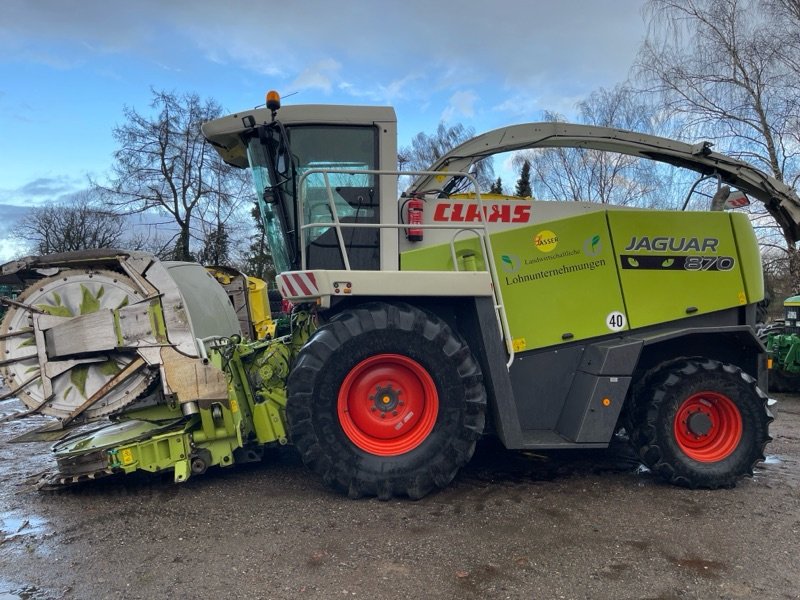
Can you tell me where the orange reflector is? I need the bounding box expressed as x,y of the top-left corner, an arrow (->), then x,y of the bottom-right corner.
768,358 -> 773,369
602,398 -> 611,407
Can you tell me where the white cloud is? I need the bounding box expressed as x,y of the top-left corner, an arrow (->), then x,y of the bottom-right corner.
0,237 -> 28,263
290,58 -> 342,94
202,40 -> 286,78
442,90 -> 478,122
3,0 -> 646,96
0,203 -> 31,262
0,176 -> 85,205
338,73 -> 422,105
494,94 -> 543,120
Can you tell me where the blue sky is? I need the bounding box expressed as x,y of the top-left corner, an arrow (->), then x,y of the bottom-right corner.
0,0 -> 647,261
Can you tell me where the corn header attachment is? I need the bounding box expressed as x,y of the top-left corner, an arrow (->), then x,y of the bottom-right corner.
0,249 -> 312,487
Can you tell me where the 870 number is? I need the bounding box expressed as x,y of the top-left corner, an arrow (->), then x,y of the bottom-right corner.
684,256 -> 734,271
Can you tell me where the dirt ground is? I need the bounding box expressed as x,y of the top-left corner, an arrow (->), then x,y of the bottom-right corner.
0,390 -> 798,600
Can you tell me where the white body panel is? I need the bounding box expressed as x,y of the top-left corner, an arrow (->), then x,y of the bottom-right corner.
276,269 -> 494,307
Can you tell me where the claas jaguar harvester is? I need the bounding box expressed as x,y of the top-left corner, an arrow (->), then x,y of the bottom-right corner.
3,91 -> 800,499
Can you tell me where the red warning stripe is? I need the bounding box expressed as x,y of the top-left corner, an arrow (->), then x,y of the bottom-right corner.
279,272 -> 319,298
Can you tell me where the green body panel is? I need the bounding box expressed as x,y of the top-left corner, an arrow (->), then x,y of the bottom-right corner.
401,208 -> 760,350
730,212 -> 765,303
401,237 -> 487,272
110,428 -> 194,481
403,212 -> 624,349
607,211 -> 749,328
784,295 -> 800,307
488,211 -> 625,350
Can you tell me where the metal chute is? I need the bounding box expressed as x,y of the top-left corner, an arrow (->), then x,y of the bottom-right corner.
408,122 -> 800,242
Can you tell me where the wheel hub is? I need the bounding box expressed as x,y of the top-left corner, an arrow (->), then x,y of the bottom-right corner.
673,391 -> 743,462
371,385 -> 401,414
686,410 -> 713,437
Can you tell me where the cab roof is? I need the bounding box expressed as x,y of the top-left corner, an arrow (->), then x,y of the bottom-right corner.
202,104 -> 396,169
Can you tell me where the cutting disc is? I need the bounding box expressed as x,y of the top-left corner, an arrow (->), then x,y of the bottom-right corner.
0,269 -> 155,421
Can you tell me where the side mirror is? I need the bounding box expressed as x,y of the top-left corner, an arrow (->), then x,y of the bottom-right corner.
258,121 -> 292,183
275,145 -> 290,178
273,121 -> 292,179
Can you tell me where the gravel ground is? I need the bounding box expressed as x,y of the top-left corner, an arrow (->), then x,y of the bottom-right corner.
0,392 -> 798,600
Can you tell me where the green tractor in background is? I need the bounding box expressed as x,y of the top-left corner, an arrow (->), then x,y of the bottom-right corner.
761,295 -> 800,391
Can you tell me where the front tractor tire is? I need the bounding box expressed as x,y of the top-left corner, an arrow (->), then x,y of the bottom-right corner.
631,358 -> 772,489
286,302 -> 486,500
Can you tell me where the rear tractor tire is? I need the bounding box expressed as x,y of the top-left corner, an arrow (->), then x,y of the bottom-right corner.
286,302 -> 486,499
631,358 -> 772,489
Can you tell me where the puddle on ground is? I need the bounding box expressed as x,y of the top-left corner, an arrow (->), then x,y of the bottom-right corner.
0,397 -> 24,421
0,512 -> 48,542
0,579 -> 48,600
752,453 -> 800,489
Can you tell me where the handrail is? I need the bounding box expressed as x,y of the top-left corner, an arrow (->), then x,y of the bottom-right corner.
296,167 -> 516,368
447,228 -> 511,363
449,228 -> 484,272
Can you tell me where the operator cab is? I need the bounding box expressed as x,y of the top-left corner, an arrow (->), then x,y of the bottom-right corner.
201,95 -> 399,274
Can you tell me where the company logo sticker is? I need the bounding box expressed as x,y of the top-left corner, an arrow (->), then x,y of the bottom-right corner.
432,202 -> 532,223
500,254 -> 521,273
534,230 -> 558,253
583,234 -> 602,256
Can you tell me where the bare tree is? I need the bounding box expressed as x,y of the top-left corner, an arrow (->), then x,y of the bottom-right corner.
637,0 -> 800,286
515,85 -> 664,206
14,191 -> 127,254
195,158 -> 252,266
399,122 -> 495,192
99,89 -> 247,261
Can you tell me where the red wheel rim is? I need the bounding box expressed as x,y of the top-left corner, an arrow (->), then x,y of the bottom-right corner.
673,391 -> 742,462
337,354 -> 439,456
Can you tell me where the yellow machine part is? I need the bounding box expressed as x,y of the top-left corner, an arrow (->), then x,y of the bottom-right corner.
247,276 -> 276,339
205,266 -> 276,340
